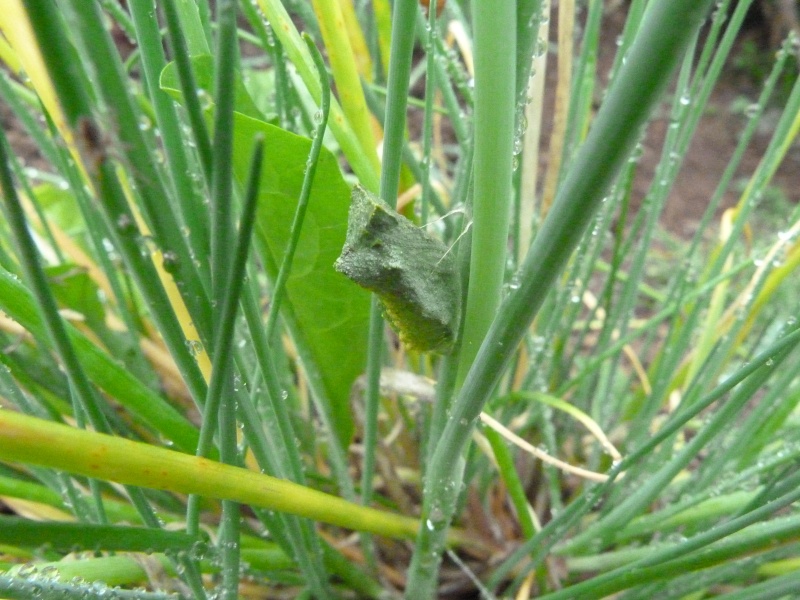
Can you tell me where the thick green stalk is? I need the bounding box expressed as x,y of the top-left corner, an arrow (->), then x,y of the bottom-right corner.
454,0 -> 516,386
0,409 -> 475,548
405,1 -> 716,595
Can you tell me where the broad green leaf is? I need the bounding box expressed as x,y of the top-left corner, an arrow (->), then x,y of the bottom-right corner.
231,113 -> 370,444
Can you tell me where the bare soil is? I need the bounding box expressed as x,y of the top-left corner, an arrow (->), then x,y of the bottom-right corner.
580,4 -> 799,235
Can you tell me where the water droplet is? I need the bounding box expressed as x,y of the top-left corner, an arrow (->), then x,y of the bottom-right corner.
116,213 -> 135,233
185,339 -> 204,356
197,89 -> 213,111
162,250 -> 180,274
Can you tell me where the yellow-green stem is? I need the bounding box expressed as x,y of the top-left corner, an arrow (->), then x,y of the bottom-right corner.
0,410 -> 475,549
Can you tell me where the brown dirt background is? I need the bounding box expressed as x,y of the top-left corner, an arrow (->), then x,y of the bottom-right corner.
563,2 -> 799,235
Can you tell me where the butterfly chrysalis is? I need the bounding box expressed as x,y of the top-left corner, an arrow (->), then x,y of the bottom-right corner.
334,186 -> 460,354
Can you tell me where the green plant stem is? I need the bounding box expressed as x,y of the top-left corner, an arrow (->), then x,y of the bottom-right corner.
0,575 -> 176,600
516,0 -> 544,104
361,0 -> 417,519
484,428 -> 536,539
1,136 -> 63,263
239,0 -> 288,124
420,3 -> 438,226
360,82 -> 451,229
717,570 -> 800,600
209,26 -> 241,596
378,0 -> 418,206
31,555 -> 174,588
0,409 -> 476,549
98,0 -> 135,38
0,515 -> 196,553
210,0 -> 238,335
454,0 -> 516,386
405,1 -> 716,595
219,413 -> 241,600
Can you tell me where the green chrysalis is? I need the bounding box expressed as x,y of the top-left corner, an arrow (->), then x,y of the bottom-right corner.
334,186 -> 460,353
